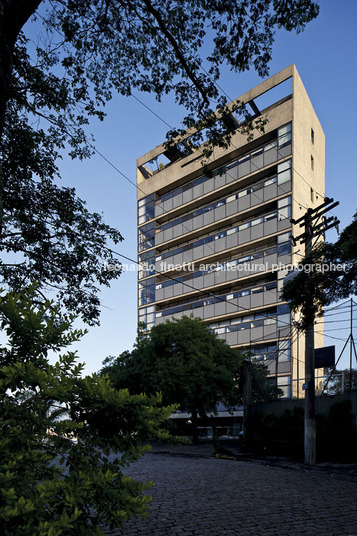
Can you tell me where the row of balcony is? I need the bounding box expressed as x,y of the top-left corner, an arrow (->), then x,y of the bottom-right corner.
155,179 -> 291,246
155,287 -> 280,325
155,217 -> 290,270
215,324 -> 291,348
154,141 -> 291,217
155,253 -> 291,302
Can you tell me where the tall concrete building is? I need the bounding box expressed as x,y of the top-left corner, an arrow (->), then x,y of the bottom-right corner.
137,65 -> 324,399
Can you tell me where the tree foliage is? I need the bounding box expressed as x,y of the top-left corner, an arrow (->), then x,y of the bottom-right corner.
1,0 -> 320,142
250,361 -> 283,403
0,285 -> 175,535
324,368 -> 357,395
102,316 -> 245,438
281,211 -> 357,329
0,33 -> 124,325
0,0 -> 319,320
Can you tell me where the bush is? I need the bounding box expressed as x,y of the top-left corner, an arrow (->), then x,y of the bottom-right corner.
0,287 -> 175,535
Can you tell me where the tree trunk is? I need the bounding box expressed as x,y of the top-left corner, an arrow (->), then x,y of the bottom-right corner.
191,408 -> 199,445
0,0 -> 43,232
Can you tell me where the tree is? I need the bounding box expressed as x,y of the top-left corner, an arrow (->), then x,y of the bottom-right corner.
0,2 -> 319,316
281,211 -> 357,328
0,285 -> 175,535
250,361 -> 284,403
0,32 -> 124,325
324,368 -> 357,395
0,1 -> 320,142
102,316 -> 245,443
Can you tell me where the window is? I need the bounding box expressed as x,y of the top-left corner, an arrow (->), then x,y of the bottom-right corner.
277,313 -> 290,328
251,286 -> 263,294
278,196 -> 291,220
277,232 -> 291,244
311,155 -> 314,171
139,277 -> 156,306
277,159 -> 292,185
251,217 -> 262,227
264,177 -> 276,186
278,123 -> 292,147
138,193 -> 155,224
277,375 -> 291,398
278,242 -> 291,256
311,128 -> 314,144
138,306 -> 155,331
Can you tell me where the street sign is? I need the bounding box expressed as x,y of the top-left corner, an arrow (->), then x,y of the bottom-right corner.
314,346 -> 335,369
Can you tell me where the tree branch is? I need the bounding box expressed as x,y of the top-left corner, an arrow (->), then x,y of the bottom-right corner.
140,0 -> 210,106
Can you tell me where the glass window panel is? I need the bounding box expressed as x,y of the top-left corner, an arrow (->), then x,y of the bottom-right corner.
252,181 -> 264,191
278,123 -> 292,136
264,177 -> 277,186
265,212 -> 277,221
278,243 -> 291,256
278,206 -> 291,220
264,140 -> 277,151
265,282 -> 277,291
277,313 -> 290,327
278,160 -> 291,173
277,232 -> 290,244
277,169 -> 291,185
278,304 -> 290,315
251,217 -> 263,226
277,375 -> 291,386
278,132 -> 291,147
279,348 -> 291,362
251,286 -> 263,294
278,196 -> 291,208
251,319 -> 264,328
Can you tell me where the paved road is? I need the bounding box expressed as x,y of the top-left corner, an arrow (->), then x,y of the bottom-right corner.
107,453 -> 357,536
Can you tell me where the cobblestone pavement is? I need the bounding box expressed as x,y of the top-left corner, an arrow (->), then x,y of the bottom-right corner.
108,453 -> 357,536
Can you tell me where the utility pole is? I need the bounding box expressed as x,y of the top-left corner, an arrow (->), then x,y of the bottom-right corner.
291,197 -> 339,465
304,208 -> 316,465
350,298 -> 353,393
242,358 -> 252,439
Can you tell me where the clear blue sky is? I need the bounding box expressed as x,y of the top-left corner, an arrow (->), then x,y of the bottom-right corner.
27,1 -> 357,374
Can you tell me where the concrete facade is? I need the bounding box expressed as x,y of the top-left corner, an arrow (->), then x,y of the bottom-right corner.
137,65 -> 325,399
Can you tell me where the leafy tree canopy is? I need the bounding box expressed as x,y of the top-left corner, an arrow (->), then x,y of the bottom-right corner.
0,285 -> 175,535
250,361 -> 283,403
281,211 -> 357,329
0,0 -> 319,322
102,316 -> 245,439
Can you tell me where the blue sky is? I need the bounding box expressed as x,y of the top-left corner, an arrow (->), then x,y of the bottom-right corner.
26,1 -> 357,374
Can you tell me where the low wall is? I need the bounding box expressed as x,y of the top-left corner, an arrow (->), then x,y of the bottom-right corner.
251,392 -> 357,418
